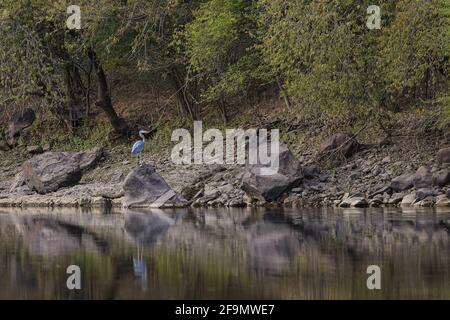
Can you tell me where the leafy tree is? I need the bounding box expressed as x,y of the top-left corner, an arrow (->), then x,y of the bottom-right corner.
185,0 -> 270,121
258,0 -> 448,121
259,0 -> 384,119
0,0 -> 132,134
379,0 -> 449,109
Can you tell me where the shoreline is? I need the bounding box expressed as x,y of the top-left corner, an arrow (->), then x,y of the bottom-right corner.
1,133 -> 449,211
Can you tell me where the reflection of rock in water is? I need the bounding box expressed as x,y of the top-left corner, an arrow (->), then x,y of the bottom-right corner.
124,209 -> 176,248
285,208 -> 450,257
124,209 -> 182,291
27,223 -> 80,256
247,213 -> 301,273
173,208 -> 301,274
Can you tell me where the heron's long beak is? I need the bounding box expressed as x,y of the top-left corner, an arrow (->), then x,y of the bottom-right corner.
141,130 -> 151,134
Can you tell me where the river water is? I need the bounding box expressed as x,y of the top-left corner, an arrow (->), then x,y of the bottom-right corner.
0,207 -> 449,299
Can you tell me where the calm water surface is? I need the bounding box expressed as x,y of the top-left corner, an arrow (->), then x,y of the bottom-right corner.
0,207 -> 449,299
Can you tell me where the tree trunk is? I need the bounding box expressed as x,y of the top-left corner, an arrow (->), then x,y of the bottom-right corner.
277,77 -> 292,109
64,63 -> 86,129
219,98 -> 228,125
169,66 -> 197,121
87,48 -> 129,135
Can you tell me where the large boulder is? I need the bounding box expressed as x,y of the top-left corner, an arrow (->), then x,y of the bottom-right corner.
22,148 -> 104,194
123,164 -> 188,208
433,169 -> 450,187
416,188 -> 436,201
318,133 -> 359,160
401,192 -> 417,207
8,108 -> 35,140
436,148 -> 450,165
391,173 -> 414,192
241,143 -> 303,202
413,165 -> 433,189
23,152 -> 82,194
73,147 -> 104,171
435,195 -> 450,207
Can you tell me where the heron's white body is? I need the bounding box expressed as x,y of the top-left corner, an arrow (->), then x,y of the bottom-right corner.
131,130 -> 150,165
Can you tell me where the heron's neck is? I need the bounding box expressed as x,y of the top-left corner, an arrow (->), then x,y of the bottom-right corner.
140,134 -> 145,141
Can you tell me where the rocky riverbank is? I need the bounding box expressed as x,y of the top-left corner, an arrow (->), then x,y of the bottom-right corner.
0,131 -> 449,210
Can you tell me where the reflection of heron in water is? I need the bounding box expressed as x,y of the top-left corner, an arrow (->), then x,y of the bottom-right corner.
133,244 -> 148,291
124,209 -> 184,291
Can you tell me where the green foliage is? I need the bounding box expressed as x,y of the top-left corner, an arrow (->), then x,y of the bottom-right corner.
1,0 -> 448,148
259,0 -> 378,117
379,0 -> 449,108
185,0 -> 267,102
28,121 -> 113,152
434,94 -> 450,129
0,1 -> 67,117
258,0 -> 449,118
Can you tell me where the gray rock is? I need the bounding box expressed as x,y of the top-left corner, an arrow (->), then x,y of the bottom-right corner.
350,197 -> 368,207
416,188 -> 436,200
217,183 -> 233,194
9,172 -> 26,192
381,156 -> 391,164
435,195 -> 450,207
23,152 -> 82,194
369,197 -> 383,207
388,193 -> 404,205
401,193 -> 417,207
413,196 -> 435,207
436,148 -> 450,165
433,169 -> 450,187
340,195 -> 368,208
21,148 -> 104,194
123,164 -> 187,208
369,185 -> 391,198
413,166 -> 433,188
318,133 -> 359,160
391,173 -> 414,192
198,191 -> 220,204
228,199 -> 245,207
181,183 -> 204,201
241,143 -> 302,201
73,147 -> 104,171
303,164 -> 321,179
